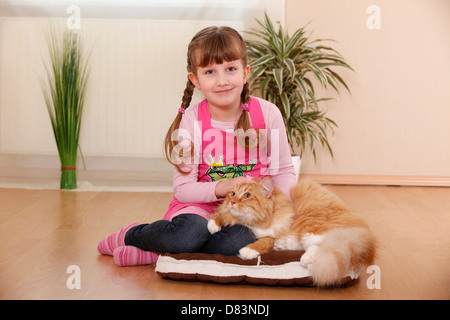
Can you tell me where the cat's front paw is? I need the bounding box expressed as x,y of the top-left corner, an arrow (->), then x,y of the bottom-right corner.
300,245 -> 318,266
238,247 -> 260,260
207,219 -> 221,234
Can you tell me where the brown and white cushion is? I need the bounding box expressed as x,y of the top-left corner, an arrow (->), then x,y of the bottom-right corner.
155,250 -> 357,286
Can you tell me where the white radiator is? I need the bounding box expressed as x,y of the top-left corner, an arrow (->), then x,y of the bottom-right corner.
0,17 -> 244,157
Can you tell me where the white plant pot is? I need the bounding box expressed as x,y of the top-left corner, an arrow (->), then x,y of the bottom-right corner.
291,155 -> 301,181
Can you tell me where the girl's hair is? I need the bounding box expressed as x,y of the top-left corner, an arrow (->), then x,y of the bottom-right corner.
164,26 -> 251,173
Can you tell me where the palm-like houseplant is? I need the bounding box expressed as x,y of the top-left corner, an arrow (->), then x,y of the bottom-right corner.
41,28 -> 90,189
245,13 -> 352,162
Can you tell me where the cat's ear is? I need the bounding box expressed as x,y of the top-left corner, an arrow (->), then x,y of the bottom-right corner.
259,176 -> 273,198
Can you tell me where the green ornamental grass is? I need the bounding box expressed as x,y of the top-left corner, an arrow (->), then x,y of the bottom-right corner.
41,27 -> 90,189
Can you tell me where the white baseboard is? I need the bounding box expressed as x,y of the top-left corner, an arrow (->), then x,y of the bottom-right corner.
2,154 -> 449,190
301,174 -> 450,187
0,153 -> 173,191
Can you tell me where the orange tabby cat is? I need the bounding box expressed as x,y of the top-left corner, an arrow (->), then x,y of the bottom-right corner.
207,176 -> 376,287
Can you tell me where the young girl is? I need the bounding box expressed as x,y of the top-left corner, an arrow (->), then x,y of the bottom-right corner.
97,26 -> 296,266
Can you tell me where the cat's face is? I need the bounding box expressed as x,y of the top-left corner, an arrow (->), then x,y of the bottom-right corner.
224,177 -> 274,225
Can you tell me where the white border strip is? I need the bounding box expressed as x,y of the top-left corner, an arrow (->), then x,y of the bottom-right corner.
155,255 -> 311,280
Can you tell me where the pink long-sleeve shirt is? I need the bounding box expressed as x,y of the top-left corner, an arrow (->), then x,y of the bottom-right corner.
170,97 -> 297,220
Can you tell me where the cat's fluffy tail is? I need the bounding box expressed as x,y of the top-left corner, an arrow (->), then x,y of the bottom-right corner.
308,227 -> 376,287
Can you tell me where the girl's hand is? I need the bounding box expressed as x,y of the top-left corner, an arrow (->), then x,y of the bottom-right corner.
214,176 -> 250,199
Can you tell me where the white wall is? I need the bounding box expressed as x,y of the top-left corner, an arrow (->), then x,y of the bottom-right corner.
286,0 -> 450,179
1,0 -> 449,187
0,0 -> 284,179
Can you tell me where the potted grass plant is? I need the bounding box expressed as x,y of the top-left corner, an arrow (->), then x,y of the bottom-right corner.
245,13 -> 352,178
41,27 -> 90,189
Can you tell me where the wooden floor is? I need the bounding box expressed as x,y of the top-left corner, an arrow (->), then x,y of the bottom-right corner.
1,185 -> 449,300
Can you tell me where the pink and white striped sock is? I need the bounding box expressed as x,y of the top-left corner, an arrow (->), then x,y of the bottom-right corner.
113,246 -> 160,266
97,223 -> 140,256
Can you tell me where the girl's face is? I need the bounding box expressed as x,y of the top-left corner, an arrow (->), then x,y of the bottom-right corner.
189,59 -> 250,112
